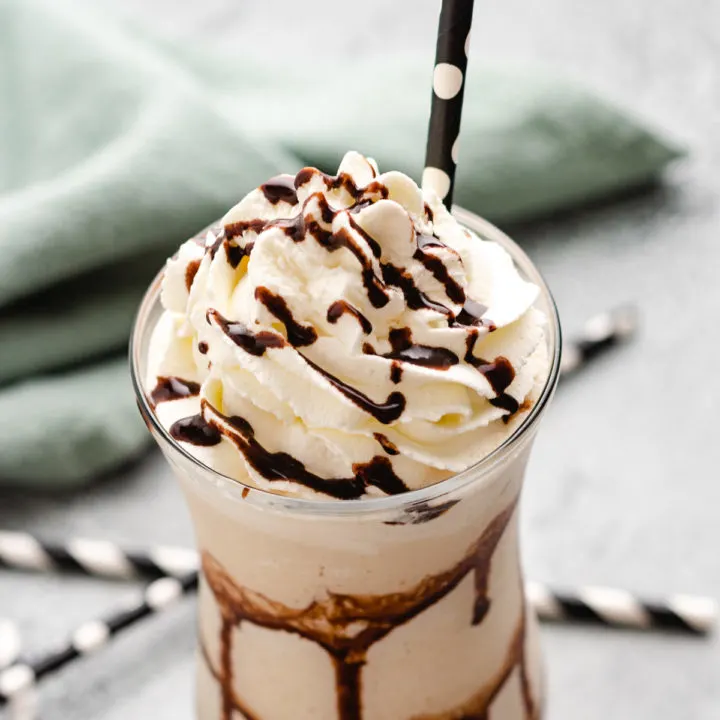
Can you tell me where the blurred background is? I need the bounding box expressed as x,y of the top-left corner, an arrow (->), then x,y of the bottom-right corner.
1,0 -> 719,718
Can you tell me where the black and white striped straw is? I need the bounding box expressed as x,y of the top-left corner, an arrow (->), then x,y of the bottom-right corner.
423,0 -> 475,208
0,573 -> 198,708
527,582 -> 716,635
0,620 -> 20,671
560,304 -> 639,377
0,531 -> 198,581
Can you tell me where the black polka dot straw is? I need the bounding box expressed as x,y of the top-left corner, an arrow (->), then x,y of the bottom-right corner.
424,0 -> 475,208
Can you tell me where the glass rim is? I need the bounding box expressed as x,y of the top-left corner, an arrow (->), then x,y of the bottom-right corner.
130,207 -> 562,517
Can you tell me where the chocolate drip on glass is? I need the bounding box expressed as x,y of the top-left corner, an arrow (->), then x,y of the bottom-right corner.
384,499 -> 460,526
200,499 -> 535,720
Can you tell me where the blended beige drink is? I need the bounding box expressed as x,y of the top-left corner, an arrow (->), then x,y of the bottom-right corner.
131,152 -> 560,719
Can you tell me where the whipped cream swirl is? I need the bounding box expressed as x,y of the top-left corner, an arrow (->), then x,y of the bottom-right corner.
147,152 -> 548,499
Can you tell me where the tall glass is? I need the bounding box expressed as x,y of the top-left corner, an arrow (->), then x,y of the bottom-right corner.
131,209 -> 561,720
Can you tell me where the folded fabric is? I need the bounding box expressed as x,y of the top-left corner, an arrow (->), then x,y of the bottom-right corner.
0,0 -> 683,488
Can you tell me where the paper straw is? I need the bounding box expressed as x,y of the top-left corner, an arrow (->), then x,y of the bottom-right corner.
423,0 -> 475,208
0,531 -> 198,581
0,573 -> 198,707
560,304 -> 639,377
527,582 -> 716,635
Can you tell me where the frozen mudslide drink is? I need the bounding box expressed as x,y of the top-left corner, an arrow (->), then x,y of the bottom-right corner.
131,152 -> 560,719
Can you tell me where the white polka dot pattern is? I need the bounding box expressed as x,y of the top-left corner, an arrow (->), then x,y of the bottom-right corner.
432,63 -> 464,100
424,0 -> 476,208
421,167 -> 452,200
451,136 -> 460,164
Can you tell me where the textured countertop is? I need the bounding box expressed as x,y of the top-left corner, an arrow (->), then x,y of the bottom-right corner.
2,1 -> 719,718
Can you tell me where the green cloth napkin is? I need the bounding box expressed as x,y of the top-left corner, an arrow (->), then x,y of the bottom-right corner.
0,0 -> 682,488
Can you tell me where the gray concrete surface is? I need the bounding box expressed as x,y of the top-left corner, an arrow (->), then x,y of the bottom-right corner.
2,0 -> 720,718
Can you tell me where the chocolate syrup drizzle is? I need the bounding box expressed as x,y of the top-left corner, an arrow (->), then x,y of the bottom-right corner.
383,328 -> 459,370
465,332 -> 520,419
209,308 -> 407,426
185,259 -> 201,291
454,298 -> 494,329
255,286 -> 318,347
380,262 -> 453,316
414,235 -> 466,306
260,175 -> 298,205
294,167 -> 389,204
174,165 -> 530,493
208,406 -> 408,499
208,310 -> 286,357
200,498 -> 537,720
225,219 -> 267,240
373,432 -> 399,456
390,362 -> 403,384
150,376 -> 200,405
327,300 -> 372,335
300,355 -> 406,425
169,414 -> 221,446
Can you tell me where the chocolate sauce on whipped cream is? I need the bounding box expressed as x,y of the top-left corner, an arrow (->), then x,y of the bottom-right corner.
185,260 -> 201,291
294,167 -> 388,203
327,300 -> 373,334
163,158 -> 536,499
454,298 -> 493,328
225,219 -> 267,240
208,310 -> 286,357
465,332 -> 519,418
209,308 -> 407,425
373,432 -> 399,456
169,414 -> 221,446
380,262 -> 452,316
260,175 -> 298,205
255,286 -> 318,347
300,355 -> 406,425
383,327 -> 459,370
209,408 -> 408,499
200,497 -> 536,720
414,234 -> 466,305
150,377 -> 200,405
